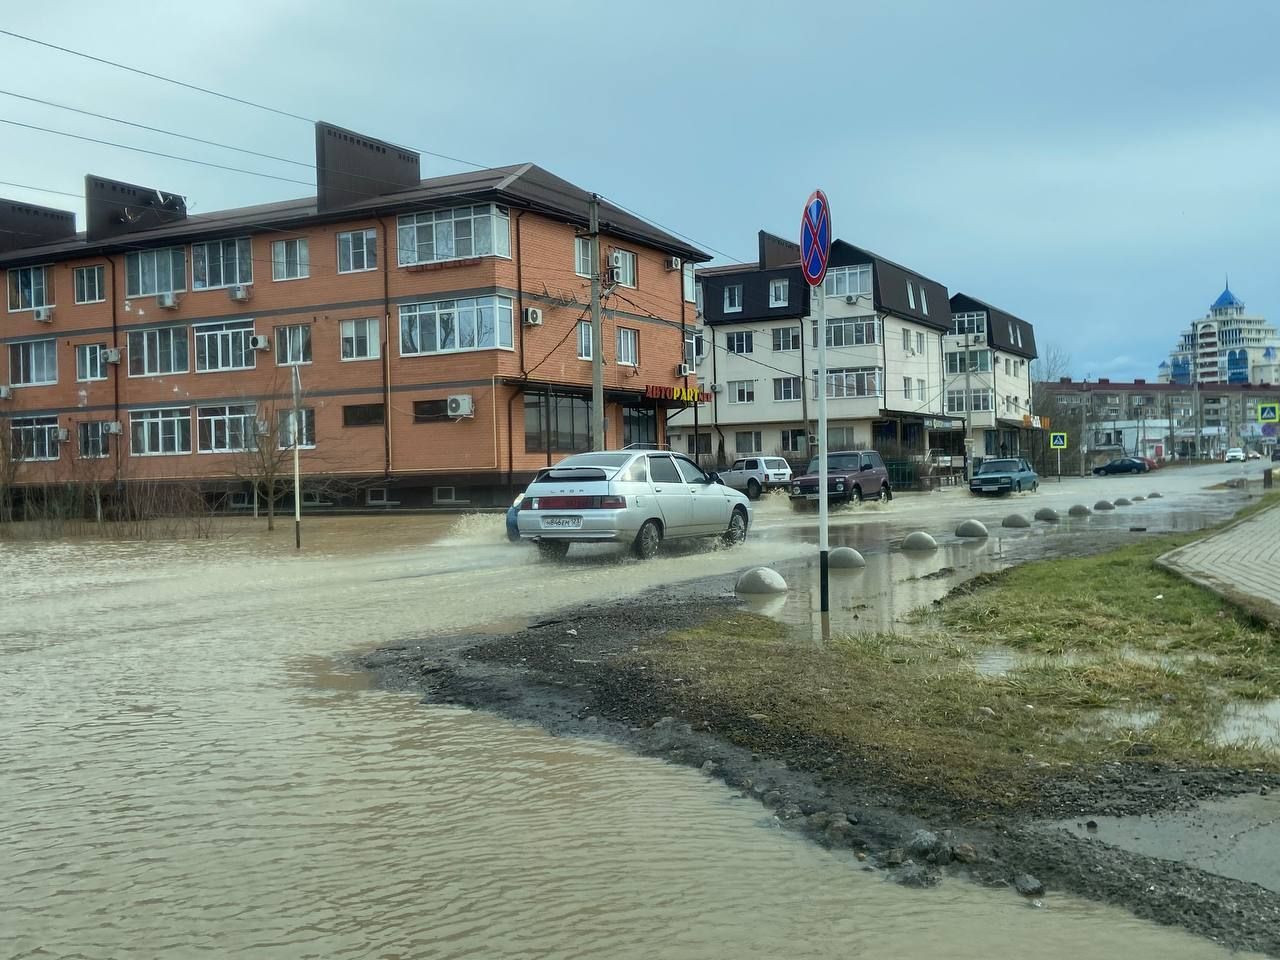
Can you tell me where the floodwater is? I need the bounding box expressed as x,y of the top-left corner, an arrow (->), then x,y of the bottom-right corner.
1,465 -> 1267,959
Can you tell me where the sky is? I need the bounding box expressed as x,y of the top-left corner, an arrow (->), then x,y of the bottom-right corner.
3,0 -> 1280,381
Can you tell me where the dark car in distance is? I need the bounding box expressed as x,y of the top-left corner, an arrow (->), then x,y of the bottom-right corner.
1093,457 -> 1148,476
790,450 -> 892,509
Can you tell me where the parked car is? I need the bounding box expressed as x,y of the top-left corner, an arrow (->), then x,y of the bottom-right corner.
1247,449 -> 1262,460
1138,456 -> 1158,471
1093,457 -> 1147,475
717,456 -> 793,500
516,451 -> 752,560
969,457 -> 1039,495
789,450 -> 892,508
1225,447 -> 1246,462
506,468 -> 551,542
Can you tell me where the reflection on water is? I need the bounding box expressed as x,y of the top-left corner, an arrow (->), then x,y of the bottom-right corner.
0,510 -> 1264,959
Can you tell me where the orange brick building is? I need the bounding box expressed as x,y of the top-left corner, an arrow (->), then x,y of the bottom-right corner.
0,124 -> 705,509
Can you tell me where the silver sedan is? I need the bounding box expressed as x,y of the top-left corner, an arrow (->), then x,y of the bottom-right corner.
516,450 -> 753,560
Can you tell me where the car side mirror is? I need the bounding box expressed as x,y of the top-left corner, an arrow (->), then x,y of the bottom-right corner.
861,463 -> 872,471
708,472 -> 722,484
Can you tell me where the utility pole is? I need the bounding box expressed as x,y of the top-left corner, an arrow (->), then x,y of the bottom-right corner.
1194,380 -> 1202,459
1079,380 -> 1088,477
589,194 -> 605,450
963,332 -> 973,476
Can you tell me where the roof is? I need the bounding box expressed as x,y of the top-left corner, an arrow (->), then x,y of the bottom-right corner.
828,240 -> 952,331
0,163 -> 709,266
1212,284 -> 1244,309
949,292 -> 1039,360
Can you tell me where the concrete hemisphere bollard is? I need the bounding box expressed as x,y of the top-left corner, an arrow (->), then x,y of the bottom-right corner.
1148,492 -> 1162,499
901,531 -> 938,552
1114,497 -> 1132,506
1034,507 -> 1060,523
1001,514 -> 1031,528
1068,504 -> 1091,517
955,519 -> 989,539
1094,500 -> 1115,511
736,567 -> 788,595
1131,496 -> 1146,502
828,546 -> 866,569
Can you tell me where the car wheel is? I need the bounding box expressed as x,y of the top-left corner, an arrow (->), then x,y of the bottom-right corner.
746,478 -> 761,501
850,486 -> 863,504
1032,481 -> 1039,492
1015,482 -> 1022,494
633,519 -> 662,560
878,484 -> 891,503
721,508 -> 748,547
536,540 -> 570,561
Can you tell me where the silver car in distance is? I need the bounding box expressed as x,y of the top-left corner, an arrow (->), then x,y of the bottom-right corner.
516,450 -> 753,560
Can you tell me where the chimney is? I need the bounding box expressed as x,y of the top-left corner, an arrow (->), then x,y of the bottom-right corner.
1134,378 -> 1146,385
85,175 -> 186,241
1098,378 -> 1110,384
315,122 -> 420,212
1059,377 -> 1071,384
0,198 -> 77,254
758,230 -> 801,269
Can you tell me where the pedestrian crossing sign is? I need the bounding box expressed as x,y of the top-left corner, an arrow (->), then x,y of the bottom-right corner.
1050,432 -> 1068,449
1260,403 -> 1279,423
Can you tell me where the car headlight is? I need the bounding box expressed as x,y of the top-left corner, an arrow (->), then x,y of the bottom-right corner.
835,479 -> 844,488
792,484 -> 801,495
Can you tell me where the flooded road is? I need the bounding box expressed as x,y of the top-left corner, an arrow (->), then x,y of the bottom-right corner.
1,463 -> 1266,958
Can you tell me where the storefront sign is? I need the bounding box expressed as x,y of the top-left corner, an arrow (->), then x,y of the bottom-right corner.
1022,414 -> 1049,430
645,384 -> 706,403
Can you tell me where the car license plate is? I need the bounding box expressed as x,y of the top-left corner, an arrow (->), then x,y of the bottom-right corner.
542,516 -> 582,529
981,485 -> 999,492
806,494 -> 820,500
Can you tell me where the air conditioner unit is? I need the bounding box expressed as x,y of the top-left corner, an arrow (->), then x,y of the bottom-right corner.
523,307 -> 543,326
0,386 -> 10,400
606,266 -> 622,284
104,421 -> 123,435
845,295 -> 856,304
103,348 -> 121,364
972,335 -> 985,343
709,383 -> 723,394
610,250 -> 624,269
447,394 -> 475,418
157,292 -> 178,309
56,427 -> 70,443
229,284 -> 251,303
665,256 -> 681,271
678,363 -> 693,377
34,306 -> 54,323
248,335 -> 271,351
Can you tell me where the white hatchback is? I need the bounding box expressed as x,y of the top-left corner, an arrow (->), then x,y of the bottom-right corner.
516,450 -> 753,560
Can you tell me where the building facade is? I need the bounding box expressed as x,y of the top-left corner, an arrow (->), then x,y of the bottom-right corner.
0,124 -> 705,509
668,232 -> 959,465
1159,284 -> 1280,386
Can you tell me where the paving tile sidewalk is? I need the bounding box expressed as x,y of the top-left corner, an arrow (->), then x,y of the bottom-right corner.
1159,501 -> 1280,624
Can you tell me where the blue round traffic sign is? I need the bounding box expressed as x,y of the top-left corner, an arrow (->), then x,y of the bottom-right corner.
800,189 -> 832,287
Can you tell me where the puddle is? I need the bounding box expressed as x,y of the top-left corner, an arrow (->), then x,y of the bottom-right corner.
1218,699 -> 1280,746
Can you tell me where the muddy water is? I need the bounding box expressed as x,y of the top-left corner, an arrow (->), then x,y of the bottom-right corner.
0,508 -> 1263,958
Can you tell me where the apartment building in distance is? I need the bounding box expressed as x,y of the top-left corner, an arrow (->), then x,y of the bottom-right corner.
944,294 -> 1038,457
668,231 -> 960,464
1158,283 -> 1280,385
0,123 -> 705,509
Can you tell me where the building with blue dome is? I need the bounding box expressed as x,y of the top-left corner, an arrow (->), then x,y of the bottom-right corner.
1159,282 -> 1280,385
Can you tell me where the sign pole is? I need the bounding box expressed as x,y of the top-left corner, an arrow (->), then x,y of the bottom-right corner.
800,189 -> 832,614
292,365 -> 303,551
1057,448 -> 1061,482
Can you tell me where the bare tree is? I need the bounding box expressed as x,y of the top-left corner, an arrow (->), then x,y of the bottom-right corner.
0,424 -> 21,526
231,372 -> 303,531
1031,343 -> 1073,385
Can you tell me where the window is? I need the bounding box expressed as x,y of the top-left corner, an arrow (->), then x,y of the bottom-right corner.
686,433 -> 712,456
826,367 -> 881,399
617,327 -> 639,366
946,390 -> 966,413
575,236 -> 597,278
826,426 -> 859,449
917,378 -> 926,402
695,283 -> 704,314
823,264 -> 872,298
524,392 -> 594,453
10,417 -> 59,460
367,487 -> 398,506
343,403 -> 385,427
735,431 -> 762,455
271,238 -> 309,281
612,249 -> 637,287
8,266 -> 51,311
397,204 -> 510,265
74,266 -> 105,305
399,296 -> 514,355
684,332 -> 697,367
413,399 -> 449,422
1005,357 -> 1012,375
772,326 -> 800,352
769,279 -> 789,307
76,343 -> 107,382
683,262 -> 696,303
337,228 -> 378,273
728,380 -> 755,404
8,339 -> 57,385
78,421 -> 110,459
125,248 -> 186,298
951,311 -> 987,336
194,320 -> 256,372
277,408 -> 316,449
902,328 -> 911,352
649,455 -> 682,483
945,350 -> 992,374
623,406 -> 657,447
773,376 -> 801,401
916,331 -> 925,354
727,331 -> 753,354
724,285 -> 743,313
192,238 -> 253,289
781,428 -> 806,453
827,317 -> 877,347
971,390 -> 994,412
434,487 -> 462,504
920,287 -> 929,315
903,377 -> 913,399
275,324 -> 312,365
196,404 -> 257,453
130,407 -> 192,455
340,318 -> 379,361
128,326 -> 188,377
906,282 -> 916,310
576,320 -> 594,360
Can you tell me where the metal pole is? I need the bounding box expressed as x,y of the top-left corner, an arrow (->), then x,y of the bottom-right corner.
963,333 -> 972,477
815,284 -> 829,613
291,365 -> 302,551
589,195 -> 605,450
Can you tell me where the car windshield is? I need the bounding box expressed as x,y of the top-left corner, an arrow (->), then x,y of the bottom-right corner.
552,453 -> 633,469
977,459 -> 1020,474
804,454 -> 862,473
